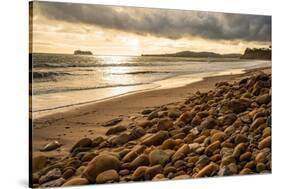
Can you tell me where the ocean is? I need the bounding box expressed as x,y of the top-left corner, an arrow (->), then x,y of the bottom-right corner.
31,53 -> 271,118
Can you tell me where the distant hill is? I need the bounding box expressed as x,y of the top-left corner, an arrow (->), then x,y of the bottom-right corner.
240,48 -> 271,60
74,50 -> 93,55
141,50 -> 241,58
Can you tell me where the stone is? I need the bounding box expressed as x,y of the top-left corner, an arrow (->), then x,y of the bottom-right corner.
200,117 -> 218,129
211,132 -> 227,143
234,134 -> 248,144
142,131 -> 169,146
138,121 -> 153,128
256,163 -> 266,172
221,155 -> 236,166
40,178 -> 65,188
161,138 -> 176,150
218,113 -> 237,126
250,117 -> 266,130
262,127 -> 271,139
62,178 -> 89,186
191,114 -> 202,125
83,154 -> 121,183
92,136 -> 105,147
168,109 -> 182,119
81,152 -> 97,162
172,144 -> 190,162
96,169 -> 119,184
218,163 -> 238,176
102,118 -> 122,127
149,149 -> 171,166
177,111 -> 193,123
129,127 -> 146,140
255,152 -> 268,163
70,138 -> 92,153
32,155 -> 47,172
142,109 -> 153,115
40,141 -> 61,152
173,174 -> 190,180
224,126 -> 235,136
132,166 -> 148,181
152,174 -> 167,181
148,111 -> 159,120
258,136 -> 271,149
233,143 -> 247,158
205,141 -> 221,156
256,94 -> 271,105
106,125 -> 127,135
239,151 -> 252,161
39,168 -> 62,184
156,118 -> 174,131
119,169 -> 130,176
129,154 -> 149,169
239,168 -> 252,175
240,114 -> 252,124
194,163 -> 219,178
122,145 -> 146,163
224,99 -> 250,114
110,133 -> 130,146
144,164 -> 163,180
195,155 -> 210,168
62,168 -> 75,179
163,166 -> 177,175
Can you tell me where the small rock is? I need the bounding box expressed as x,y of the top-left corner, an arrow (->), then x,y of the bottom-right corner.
255,151 -> 268,163
106,125 -> 127,135
172,144 -> 190,162
70,138 -> 92,153
224,126 -> 235,136
239,151 -> 252,161
177,111 -> 193,123
258,136 -> 271,149
40,178 -> 65,188
40,141 -> 61,152
161,138 -> 177,150
62,168 -> 75,179
256,163 -> 266,172
149,149 -> 171,166
148,111 -> 159,120
122,145 -> 146,163
250,117 -> 266,130
142,109 -> 153,115
62,178 -> 89,186
232,143 -> 247,158
132,166 -> 148,181
145,164 -> 163,180
130,154 -> 149,169
96,169 -> 119,184
92,136 -> 105,147
194,162 -> 219,178
239,168 -> 252,175
32,155 -> 47,172
234,134 -> 248,144
211,132 -> 227,143
168,109 -> 182,119
256,94 -> 271,105
129,127 -> 146,140
39,168 -> 62,184
83,154 -> 121,183
262,127 -> 271,139
156,118 -> 174,131
200,117 -> 218,129
102,118 -> 122,127
142,131 -> 169,146
205,141 -> 221,156
218,113 -> 237,125
173,174 -> 190,180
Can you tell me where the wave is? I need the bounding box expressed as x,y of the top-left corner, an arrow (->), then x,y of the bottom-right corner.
32,71 -> 71,79
33,82 -> 152,95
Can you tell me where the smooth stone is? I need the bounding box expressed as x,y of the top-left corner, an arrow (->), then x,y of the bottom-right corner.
168,110 -> 182,119
142,131 -> 169,146
256,94 -> 271,105
39,168 -> 62,184
177,111 -> 193,123
211,132 -> 227,143
172,174 -> 190,180
255,151 -> 268,163
40,178 -> 65,187
132,166 -> 148,181
122,145 -> 146,163
221,155 -> 236,166
40,141 -> 61,152
194,163 -> 219,178
195,155 -> 210,168
172,144 -> 190,162
256,163 -> 266,172
144,164 -> 163,180
250,117 -> 266,130
142,109 -> 153,115
161,138 -> 177,150
92,136 -> 105,147
110,133 -> 130,146
239,168 -> 252,175
239,151 -> 252,161
234,134 -> 248,144
200,117 -> 218,129
156,118 -> 174,131
70,138 -> 92,153
138,121 -> 153,128
232,143 -> 247,158
62,168 -> 75,179
262,127 -> 271,139
258,136 -> 271,149
148,111 -> 159,120
149,149 -> 171,166
32,155 -> 47,172
163,166 -> 177,175
96,169 -> 119,184
62,178 -> 89,186
102,118 -> 122,127
152,174 -> 167,181
129,154 -> 149,169
119,169 -> 130,176
129,127 -> 146,140
218,113 -> 237,126
191,115 -> 202,125
81,152 -> 97,162
205,141 -> 221,156
83,154 -> 121,183
224,126 -> 235,136
106,125 -> 127,135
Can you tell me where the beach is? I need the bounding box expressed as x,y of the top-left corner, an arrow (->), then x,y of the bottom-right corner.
32,67 -> 271,155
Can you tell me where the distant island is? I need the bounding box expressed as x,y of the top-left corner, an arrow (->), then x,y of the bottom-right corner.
74,50 -> 93,55
141,51 -> 241,58
240,47 -> 271,60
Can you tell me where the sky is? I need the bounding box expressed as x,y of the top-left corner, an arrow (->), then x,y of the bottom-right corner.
30,1 -> 272,56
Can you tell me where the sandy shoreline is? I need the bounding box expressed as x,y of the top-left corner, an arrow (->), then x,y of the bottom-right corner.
32,66 -> 271,157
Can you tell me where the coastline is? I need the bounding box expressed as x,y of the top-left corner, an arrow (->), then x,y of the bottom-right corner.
32,66 -> 271,157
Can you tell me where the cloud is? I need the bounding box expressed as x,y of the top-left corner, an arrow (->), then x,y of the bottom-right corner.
34,1 -> 271,42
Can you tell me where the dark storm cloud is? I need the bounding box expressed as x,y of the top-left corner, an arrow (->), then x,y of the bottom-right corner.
35,1 -> 271,41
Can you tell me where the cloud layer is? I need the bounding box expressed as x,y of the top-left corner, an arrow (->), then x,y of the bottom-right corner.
34,2 -> 271,42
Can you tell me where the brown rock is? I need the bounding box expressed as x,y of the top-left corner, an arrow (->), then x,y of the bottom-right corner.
40,178 -> 65,188
156,118 -> 174,131
83,154 -> 121,183
102,118 -> 122,127
250,117 -> 266,130
149,149 -> 171,166
239,151 -> 252,161
70,138 -> 92,153
211,132 -> 227,143
110,133 -> 130,146
106,125 -> 127,135
239,168 -> 252,175
172,144 -> 190,162
145,164 -> 163,180
92,136 -> 105,147
161,138 -> 177,150
194,162 -> 219,178
32,155 -> 47,172
142,131 -> 169,146
218,113 -> 237,126
200,117 -> 218,129
62,178 -> 89,186
129,126 -> 146,140
122,145 -> 146,163
62,168 -> 75,179
177,111 -> 193,123
39,168 -> 62,184
205,141 -> 221,156
129,154 -> 149,169
258,136 -> 271,149
96,169 -> 119,184
256,94 -> 271,105
224,126 -> 235,136
232,143 -> 247,158
234,134 -> 248,144
132,166 -> 148,181
40,141 -> 61,152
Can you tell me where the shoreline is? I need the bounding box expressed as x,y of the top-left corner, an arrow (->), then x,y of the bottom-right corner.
32,66 -> 271,156
32,66 -> 268,119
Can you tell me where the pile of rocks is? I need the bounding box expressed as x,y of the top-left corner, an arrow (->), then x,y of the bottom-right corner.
32,72 -> 271,187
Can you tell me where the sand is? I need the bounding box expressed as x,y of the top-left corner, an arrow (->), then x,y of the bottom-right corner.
32,67 -> 271,158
